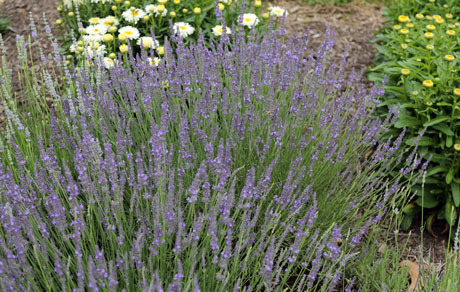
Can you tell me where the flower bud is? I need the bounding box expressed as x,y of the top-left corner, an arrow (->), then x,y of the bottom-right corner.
109,26 -> 117,33
173,0 -> 180,4
57,6 -> 63,12
157,4 -> 165,12
182,8 -> 188,13
68,12 -> 75,17
103,34 -> 114,42
262,13 -> 269,19
119,34 -> 127,42
109,53 -> 117,59
124,1 -> 131,6
218,3 -> 224,10
112,5 -> 117,11
56,19 -> 63,25
157,46 -> 164,55
158,0 -> 168,4
193,7 -> 201,14
119,44 -> 129,53
77,40 -> 84,46
143,15 -> 150,21
170,11 -> 176,18
254,0 -> 262,7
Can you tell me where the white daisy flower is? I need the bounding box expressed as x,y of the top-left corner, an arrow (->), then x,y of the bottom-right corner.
63,0 -> 84,9
99,16 -> 119,27
85,44 -> 106,58
240,13 -> 259,28
145,4 -> 168,17
86,24 -> 108,35
269,6 -> 288,17
83,34 -> 104,44
219,0 -> 232,4
69,43 -> 79,52
212,25 -> 231,36
173,22 -> 195,37
148,57 -> 161,66
91,0 -> 111,3
137,37 -> 160,49
103,57 -> 116,69
118,26 -> 141,40
122,8 -> 146,24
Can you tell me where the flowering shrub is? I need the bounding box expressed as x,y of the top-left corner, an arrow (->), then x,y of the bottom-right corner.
55,0 -> 288,66
368,0 -> 460,230
0,23 -> 419,291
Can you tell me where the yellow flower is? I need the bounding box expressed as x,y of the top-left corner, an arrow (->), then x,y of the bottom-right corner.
456,22 -> 460,27
158,0 -> 168,4
118,34 -> 127,42
262,13 -> 269,19
426,15 -> 433,20
422,80 -> 434,87
218,3 -> 224,10
445,54 -> 455,61
407,23 -> 414,28
103,34 -> 114,42
426,44 -> 434,50
173,0 -> 180,4
435,18 -> 444,24
415,13 -> 424,19
161,80 -> 169,89
55,19 -> 63,25
433,14 -> 441,19
157,46 -> 164,56
255,0 -> 262,7
453,88 -> 460,96
401,68 -> 410,75
424,32 -> 434,38
401,43 -> 408,49
400,29 -> 409,34
119,44 -> 129,53
426,24 -> 435,30
445,13 -> 453,19
448,24 -> 456,28
446,30 -> 456,36
398,15 -> 409,23
89,17 -> 100,25
393,25 -> 401,30
454,144 -> 460,151
157,4 -> 165,12
193,7 -> 201,14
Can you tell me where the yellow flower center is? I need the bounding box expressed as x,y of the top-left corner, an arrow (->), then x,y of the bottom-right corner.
244,18 -> 252,22
454,88 -> 460,96
423,80 -> 434,87
445,54 -> 455,61
454,144 -> 460,151
125,31 -> 132,35
401,69 -> 410,75
447,30 -> 456,35
179,26 -> 187,30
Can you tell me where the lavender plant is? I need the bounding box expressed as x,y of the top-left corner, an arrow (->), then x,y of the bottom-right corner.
0,23 -> 419,291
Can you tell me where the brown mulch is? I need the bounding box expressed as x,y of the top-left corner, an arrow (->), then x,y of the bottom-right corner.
0,0 -> 450,281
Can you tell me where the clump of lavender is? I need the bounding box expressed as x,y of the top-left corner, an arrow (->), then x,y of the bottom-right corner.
0,24 -> 419,291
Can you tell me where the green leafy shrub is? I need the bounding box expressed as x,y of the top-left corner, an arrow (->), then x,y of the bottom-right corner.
368,0 -> 460,231
56,0 -> 288,66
